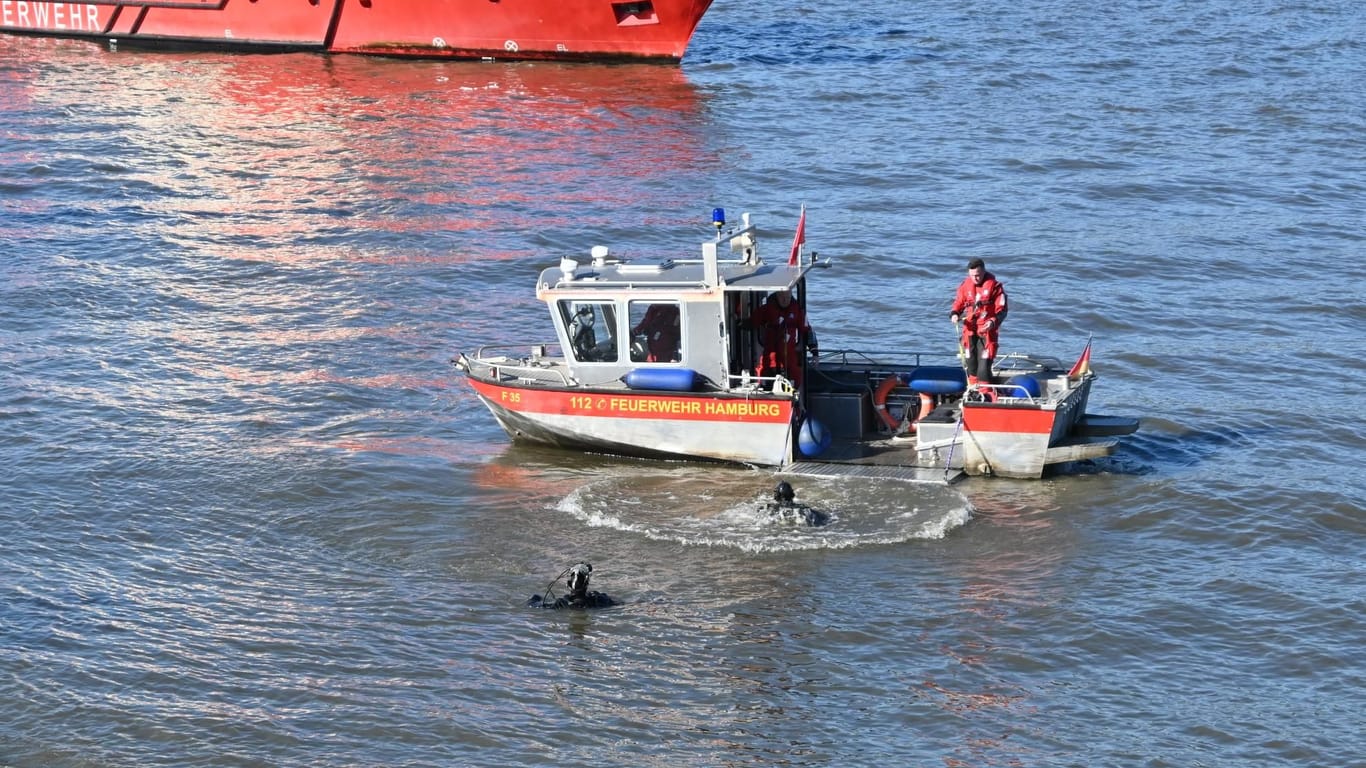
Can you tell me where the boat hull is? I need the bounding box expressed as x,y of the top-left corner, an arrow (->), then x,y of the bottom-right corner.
460,352 -> 1136,480
467,377 -> 797,465
0,0 -> 715,62
958,378 -> 1089,478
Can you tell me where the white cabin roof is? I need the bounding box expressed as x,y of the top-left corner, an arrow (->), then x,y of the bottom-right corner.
537,217 -> 826,299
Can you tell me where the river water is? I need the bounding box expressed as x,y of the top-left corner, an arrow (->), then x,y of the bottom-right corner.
2,1 -> 1363,765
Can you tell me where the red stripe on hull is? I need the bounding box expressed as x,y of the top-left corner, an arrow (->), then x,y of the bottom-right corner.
468,379 -> 793,425
961,404 -> 1057,435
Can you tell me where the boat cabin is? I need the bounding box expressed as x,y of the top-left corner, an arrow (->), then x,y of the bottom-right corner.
537,212 -> 820,393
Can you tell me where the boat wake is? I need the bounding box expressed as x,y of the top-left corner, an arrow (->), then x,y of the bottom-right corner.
556,466 -> 972,552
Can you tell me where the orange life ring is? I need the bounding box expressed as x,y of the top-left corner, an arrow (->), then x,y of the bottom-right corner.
873,375 -> 902,431
914,392 -> 935,424
874,375 -> 936,433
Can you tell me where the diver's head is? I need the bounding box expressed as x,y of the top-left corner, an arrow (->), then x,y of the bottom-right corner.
773,481 -> 796,504
566,562 -> 593,597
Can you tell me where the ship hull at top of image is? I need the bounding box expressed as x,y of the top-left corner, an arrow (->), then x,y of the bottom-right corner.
0,0 -> 715,62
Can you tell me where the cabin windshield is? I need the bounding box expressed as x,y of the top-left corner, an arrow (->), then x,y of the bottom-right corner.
628,301 -> 682,363
559,300 -> 619,363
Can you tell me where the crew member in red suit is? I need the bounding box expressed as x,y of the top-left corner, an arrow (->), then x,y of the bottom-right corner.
632,303 -> 681,362
949,258 -> 1009,389
750,290 -> 818,388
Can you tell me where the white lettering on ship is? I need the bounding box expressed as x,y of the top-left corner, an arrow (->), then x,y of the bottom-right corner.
2,2 -> 102,32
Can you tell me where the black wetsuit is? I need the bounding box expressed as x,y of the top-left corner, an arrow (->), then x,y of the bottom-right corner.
527,591 -> 618,609
761,499 -> 829,526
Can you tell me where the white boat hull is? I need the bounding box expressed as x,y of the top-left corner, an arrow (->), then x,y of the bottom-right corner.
468,376 -> 796,466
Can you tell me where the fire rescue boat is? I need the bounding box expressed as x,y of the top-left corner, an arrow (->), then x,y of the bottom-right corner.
0,0 -> 713,62
453,208 -> 1139,481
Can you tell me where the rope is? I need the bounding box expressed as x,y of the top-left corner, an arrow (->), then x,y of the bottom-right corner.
943,412 -> 964,482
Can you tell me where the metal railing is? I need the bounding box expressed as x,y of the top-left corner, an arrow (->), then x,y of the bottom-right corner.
455,342 -> 574,387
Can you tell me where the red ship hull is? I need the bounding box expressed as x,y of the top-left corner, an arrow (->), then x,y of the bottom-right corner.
0,0 -> 714,62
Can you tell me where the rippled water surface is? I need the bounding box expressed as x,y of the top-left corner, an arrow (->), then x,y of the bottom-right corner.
2,1 -> 1364,765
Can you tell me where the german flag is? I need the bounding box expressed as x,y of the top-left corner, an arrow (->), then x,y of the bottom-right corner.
1068,338 -> 1092,378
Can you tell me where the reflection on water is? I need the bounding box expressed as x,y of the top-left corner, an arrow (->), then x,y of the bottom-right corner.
2,37 -> 717,264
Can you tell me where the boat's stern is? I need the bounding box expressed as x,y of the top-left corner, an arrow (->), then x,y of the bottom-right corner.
943,364 -> 1137,477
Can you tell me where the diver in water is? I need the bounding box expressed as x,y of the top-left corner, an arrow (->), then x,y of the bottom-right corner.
526,562 -> 619,609
761,480 -> 829,527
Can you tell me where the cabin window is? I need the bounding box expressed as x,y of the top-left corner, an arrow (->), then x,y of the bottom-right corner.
559,300 -> 619,363
628,301 -> 681,363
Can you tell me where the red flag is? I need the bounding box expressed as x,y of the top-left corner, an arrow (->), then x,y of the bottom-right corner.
1068,339 -> 1092,378
787,205 -> 806,266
